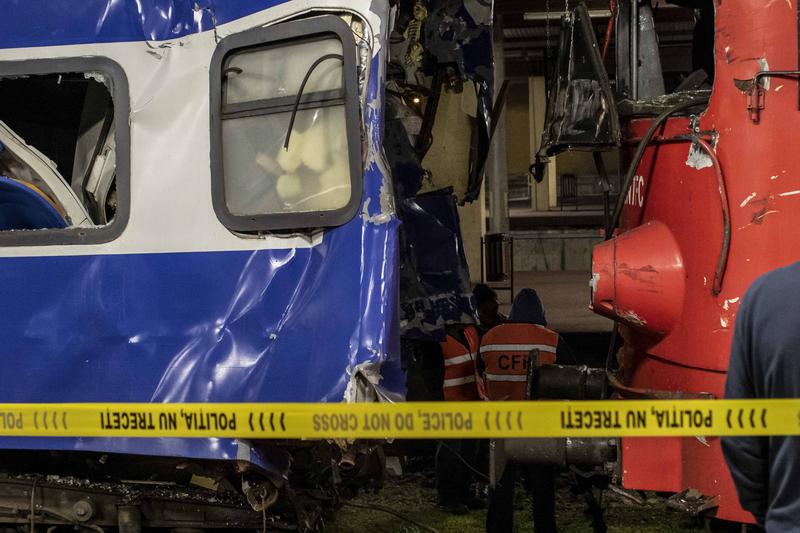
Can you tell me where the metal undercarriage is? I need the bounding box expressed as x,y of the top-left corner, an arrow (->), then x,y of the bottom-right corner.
0,445 -> 384,532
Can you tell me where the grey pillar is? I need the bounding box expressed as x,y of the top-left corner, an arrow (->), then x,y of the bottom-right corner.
488,15 -> 509,234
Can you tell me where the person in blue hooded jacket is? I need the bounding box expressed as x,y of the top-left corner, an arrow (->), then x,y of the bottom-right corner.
507,288 -> 575,365
722,264 -> 800,531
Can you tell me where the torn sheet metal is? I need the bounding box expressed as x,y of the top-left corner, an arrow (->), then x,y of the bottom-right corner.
424,0 -> 493,201
424,0 -> 493,96
686,140 -> 714,169
385,92 -> 477,340
0,1 -> 275,47
398,190 -> 475,340
344,360 -> 404,403
384,1 -> 487,339
387,0 -> 494,204
536,4 -> 620,160
384,93 -> 427,199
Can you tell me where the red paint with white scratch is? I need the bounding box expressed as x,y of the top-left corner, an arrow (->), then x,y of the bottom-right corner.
589,0 -> 800,523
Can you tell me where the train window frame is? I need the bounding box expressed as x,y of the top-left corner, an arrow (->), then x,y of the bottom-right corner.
209,16 -> 362,233
0,57 -> 130,246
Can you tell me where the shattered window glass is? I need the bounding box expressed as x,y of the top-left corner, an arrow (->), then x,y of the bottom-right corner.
0,72 -> 117,231
221,36 -> 352,218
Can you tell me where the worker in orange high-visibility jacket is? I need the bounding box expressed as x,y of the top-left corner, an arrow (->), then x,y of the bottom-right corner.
483,289 -> 560,533
480,322 -> 558,401
436,324 -> 485,514
441,324 -> 482,401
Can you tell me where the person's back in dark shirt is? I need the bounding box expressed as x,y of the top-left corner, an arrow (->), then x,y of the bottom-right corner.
722,262 -> 800,530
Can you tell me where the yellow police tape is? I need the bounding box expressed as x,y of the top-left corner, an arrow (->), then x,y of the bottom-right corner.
0,400 -> 795,439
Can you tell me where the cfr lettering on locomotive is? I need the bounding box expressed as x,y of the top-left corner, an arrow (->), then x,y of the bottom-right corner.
624,175 -> 645,207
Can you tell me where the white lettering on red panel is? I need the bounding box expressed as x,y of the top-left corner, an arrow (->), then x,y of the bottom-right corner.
625,175 -> 645,207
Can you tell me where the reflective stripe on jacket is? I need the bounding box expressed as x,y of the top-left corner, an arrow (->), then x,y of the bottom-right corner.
440,325 -> 481,401
480,323 -> 559,401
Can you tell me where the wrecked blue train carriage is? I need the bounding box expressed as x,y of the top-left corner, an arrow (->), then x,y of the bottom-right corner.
0,0 -> 492,529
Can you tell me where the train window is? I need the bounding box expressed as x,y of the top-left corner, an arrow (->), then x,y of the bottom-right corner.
0,58 -> 129,245
210,16 -> 362,232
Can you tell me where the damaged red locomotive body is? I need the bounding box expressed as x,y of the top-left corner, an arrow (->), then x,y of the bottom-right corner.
591,0 -> 800,522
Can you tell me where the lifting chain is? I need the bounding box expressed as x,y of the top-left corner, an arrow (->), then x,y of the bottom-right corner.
545,0 -> 551,60
545,0 -> 571,63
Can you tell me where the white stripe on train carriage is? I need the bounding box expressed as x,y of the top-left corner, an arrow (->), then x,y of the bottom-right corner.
484,373 -> 528,382
443,375 -> 477,387
480,343 -> 557,353
0,0 -> 384,258
444,353 -> 475,366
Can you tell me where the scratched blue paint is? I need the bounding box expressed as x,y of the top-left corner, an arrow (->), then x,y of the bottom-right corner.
0,1 -> 402,473
0,0 -> 290,48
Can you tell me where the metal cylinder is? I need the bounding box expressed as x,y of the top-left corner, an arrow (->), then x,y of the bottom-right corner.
339,450 -> 358,471
244,480 -> 279,512
490,436 -> 617,487
117,505 -> 142,533
72,499 -> 95,522
504,437 -> 616,468
531,365 -> 608,400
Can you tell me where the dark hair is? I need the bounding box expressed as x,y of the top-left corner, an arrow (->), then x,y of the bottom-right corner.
473,283 -> 498,306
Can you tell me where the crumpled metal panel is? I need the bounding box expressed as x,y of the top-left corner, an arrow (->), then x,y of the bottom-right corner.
536,4 -> 619,159
424,0 -> 493,91
0,241 -> 394,403
0,212 -> 403,442
383,96 -> 426,200
0,0 -> 287,48
424,0 -> 494,202
0,3 -> 403,470
382,1 -> 490,340
397,190 -> 475,340
383,94 -> 475,340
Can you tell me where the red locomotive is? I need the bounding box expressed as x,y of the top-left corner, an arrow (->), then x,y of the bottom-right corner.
590,0 -> 799,523
532,0 -> 800,523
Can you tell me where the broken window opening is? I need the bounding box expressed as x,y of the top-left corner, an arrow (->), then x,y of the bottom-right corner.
210,16 -> 362,233
0,69 -> 122,234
